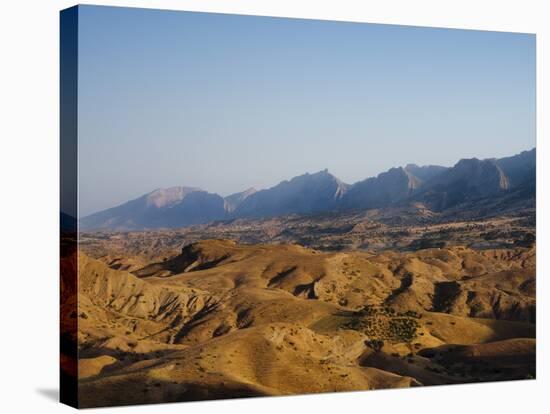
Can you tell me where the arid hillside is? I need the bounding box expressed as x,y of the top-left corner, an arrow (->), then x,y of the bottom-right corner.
70,239 -> 536,407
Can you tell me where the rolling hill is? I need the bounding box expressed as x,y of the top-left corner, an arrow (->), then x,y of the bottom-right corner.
71,239 -> 536,407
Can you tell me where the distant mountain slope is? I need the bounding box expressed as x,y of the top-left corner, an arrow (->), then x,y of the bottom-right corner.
234,169 -> 349,218
224,188 -> 257,213
161,191 -> 227,227
79,148 -> 535,230
80,186 -> 223,230
495,148 -> 535,188
412,149 -> 535,211
413,158 -> 510,210
342,167 -> 423,210
404,164 -> 448,182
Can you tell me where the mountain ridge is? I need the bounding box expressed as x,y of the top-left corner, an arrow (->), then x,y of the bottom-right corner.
80,148 -> 535,230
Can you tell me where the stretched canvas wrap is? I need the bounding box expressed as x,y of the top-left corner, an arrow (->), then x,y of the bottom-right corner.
60,5 -> 536,408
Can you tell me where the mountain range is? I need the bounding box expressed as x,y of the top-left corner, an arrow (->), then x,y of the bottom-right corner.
80,148 -> 535,230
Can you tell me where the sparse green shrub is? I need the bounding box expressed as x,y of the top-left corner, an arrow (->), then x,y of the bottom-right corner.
365,339 -> 384,352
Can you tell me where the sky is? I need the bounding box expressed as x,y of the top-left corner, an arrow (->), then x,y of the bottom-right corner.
76,5 -> 536,217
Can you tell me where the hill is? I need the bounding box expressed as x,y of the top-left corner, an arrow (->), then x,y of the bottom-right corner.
72,239 -> 535,407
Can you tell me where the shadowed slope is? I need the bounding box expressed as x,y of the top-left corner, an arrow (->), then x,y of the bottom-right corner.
76,239 -> 535,407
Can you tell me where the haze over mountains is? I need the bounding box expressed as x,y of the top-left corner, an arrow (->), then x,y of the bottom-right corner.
80,148 -> 535,230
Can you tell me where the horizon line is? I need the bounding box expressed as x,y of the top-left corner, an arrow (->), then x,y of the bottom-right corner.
81,146 -> 535,217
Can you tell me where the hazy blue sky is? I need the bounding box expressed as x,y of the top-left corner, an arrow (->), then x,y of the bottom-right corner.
77,5 -> 535,216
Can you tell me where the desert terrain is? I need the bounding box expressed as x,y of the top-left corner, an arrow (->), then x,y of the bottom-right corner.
62,209 -> 535,408
61,149 -> 536,407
